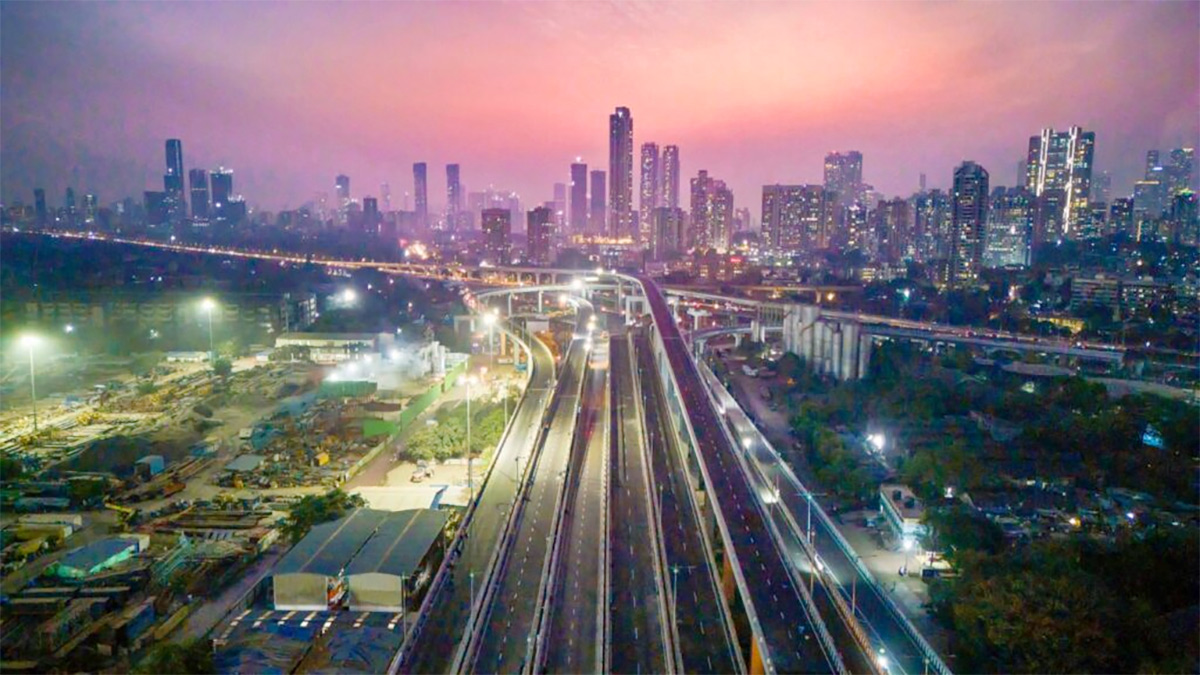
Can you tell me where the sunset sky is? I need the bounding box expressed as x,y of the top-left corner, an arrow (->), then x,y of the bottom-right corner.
2,1 -> 1197,217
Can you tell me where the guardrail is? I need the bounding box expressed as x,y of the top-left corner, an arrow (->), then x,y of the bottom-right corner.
390,320 -> 541,674
697,359 -> 952,675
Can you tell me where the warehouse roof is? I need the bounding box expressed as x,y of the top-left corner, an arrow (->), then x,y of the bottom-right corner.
224,454 -> 266,473
57,538 -> 138,573
275,508 -> 388,577
346,509 -> 448,578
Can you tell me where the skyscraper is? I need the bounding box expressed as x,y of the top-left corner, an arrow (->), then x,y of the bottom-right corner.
761,185 -> 834,253
527,206 -> 554,266
189,169 -> 209,220
446,164 -> 462,228
413,162 -> 429,230
1024,126 -> 1095,241
553,182 -> 567,228
651,206 -> 686,261
589,170 -> 606,233
824,151 -> 863,204
569,161 -> 588,233
33,188 -> 46,225
950,161 -> 990,287
1166,148 -> 1195,196
481,208 -> 511,265
380,183 -> 391,212
608,107 -> 634,238
362,196 -> 380,234
210,168 -> 233,221
661,145 -> 681,209
984,187 -> 1034,268
335,174 -> 351,225
164,139 -> 187,224
872,198 -> 911,263
689,170 -> 734,251
639,142 -> 660,246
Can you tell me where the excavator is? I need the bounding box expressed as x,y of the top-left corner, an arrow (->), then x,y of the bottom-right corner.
104,502 -> 140,531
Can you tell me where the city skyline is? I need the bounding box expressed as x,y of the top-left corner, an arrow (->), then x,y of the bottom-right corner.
2,2 -> 1197,216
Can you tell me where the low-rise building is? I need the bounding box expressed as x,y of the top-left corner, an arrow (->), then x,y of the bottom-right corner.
879,483 -> 926,545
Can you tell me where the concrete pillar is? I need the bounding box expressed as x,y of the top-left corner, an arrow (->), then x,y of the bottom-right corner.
507,294 -> 513,317
721,555 -> 737,605
538,290 -> 543,313
749,640 -> 766,675
733,333 -> 742,348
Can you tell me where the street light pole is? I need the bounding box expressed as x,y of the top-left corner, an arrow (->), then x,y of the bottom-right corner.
21,336 -> 39,433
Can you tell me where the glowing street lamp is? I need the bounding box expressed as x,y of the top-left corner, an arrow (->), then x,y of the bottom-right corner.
200,297 -> 217,362
463,374 -> 480,500
19,334 -> 42,433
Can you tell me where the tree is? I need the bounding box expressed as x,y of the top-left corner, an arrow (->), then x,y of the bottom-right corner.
282,489 -> 366,544
211,357 -> 233,377
0,454 -> 25,481
925,505 -> 1005,564
134,638 -> 214,674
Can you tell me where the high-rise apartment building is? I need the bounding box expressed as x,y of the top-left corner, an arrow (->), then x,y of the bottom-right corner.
335,174 -> 351,225
210,168 -> 233,221
761,185 -> 834,254
1166,148 -> 1195,196
949,161 -> 990,287
164,139 -> 187,224
527,206 -> 554,266
569,161 -> 588,233
553,183 -> 567,228
689,170 -> 734,251
446,164 -> 462,227
639,142 -> 660,246
872,198 -> 911,263
189,169 -> 209,220
651,206 -> 686,261
608,107 -> 634,238
1024,126 -> 1094,241
380,183 -> 391,212
984,187 -> 1034,268
34,188 -> 47,225
362,196 -> 380,234
824,151 -> 863,204
481,208 -> 511,265
661,145 -> 681,209
589,170 -> 607,233
413,162 -> 429,230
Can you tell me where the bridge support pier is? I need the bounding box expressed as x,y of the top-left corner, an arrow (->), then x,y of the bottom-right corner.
537,290 -> 543,313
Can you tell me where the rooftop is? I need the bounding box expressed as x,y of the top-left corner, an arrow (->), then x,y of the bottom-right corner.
346,509 -> 448,578
224,454 -> 266,473
57,537 -> 138,573
275,508 -> 388,577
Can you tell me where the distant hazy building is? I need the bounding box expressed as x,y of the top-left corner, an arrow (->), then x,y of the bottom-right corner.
413,162 -> 429,231
761,184 -> 834,254
1166,147 -> 1195,196
481,208 -> 511,265
689,170 -> 734,251
569,162 -> 588,234
1025,126 -> 1094,241
662,145 -> 681,209
984,187 -> 1034,267
651,206 -> 686,261
446,164 -> 462,227
210,168 -> 234,221
639,142 -> 660,246
589,169 -> 606,233
33,188 -> 47,225
824,151 -> 862,199
164,139 -> 187,225
527,206 -> 554,266
335,174 -> 351,226
144,191 -> 168,227
189,169 -> 209,220
949,161 -> 990,287
608,107 -> 635,238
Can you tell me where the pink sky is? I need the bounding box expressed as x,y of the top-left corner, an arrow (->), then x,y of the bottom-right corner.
2,1 -> 1197,217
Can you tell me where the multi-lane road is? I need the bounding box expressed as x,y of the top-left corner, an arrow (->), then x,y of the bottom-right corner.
634,273 -> 839,675
465,301 -> 592,674
402,324 -> 556,674
542,332 -> 609,673
634,331 -> 741,674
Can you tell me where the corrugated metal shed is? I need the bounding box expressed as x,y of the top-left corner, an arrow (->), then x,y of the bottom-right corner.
346,509 -> 448,578
223,454 -> 266,473
275,509 -> 388,577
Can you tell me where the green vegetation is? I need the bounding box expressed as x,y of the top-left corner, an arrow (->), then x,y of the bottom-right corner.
402,396 -> 516,463
282,489 -> 366,545
0,454 -> 24,481
930,529 -> 1199,673
211,357 -> 233,377
133,638 -> 215,674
